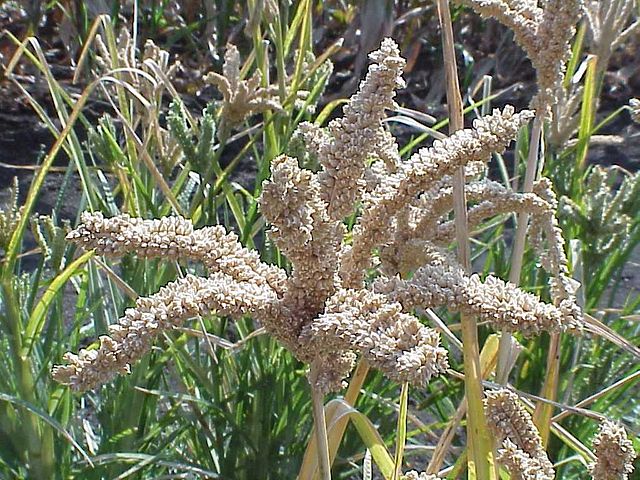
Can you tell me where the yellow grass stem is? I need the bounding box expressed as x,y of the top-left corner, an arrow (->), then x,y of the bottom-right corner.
435,1 -> 495,477
427,335 -> 500,474
310,360 -> 332,480
298,361 -> 370,480
533,333 -> 561,446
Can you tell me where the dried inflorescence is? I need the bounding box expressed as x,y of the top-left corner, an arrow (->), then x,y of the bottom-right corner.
375,245 -> 581,337
52,273 -> 278,390
53,40 -> 449,393
67,211 -> 287,295
589,420 -> 636,480
94,27 -> 181,103
585,0 -> 640,72
340,105 -> 535,288
631,98 -> 640,124
401,472 -> 438,480
485,389 -> 555,480
0,177 -> 23,251
301,289 -> 448,386
456,0 -> 584,114
314,38 -> 406,221
205,44 -> 282,128
53,39 -> 581,397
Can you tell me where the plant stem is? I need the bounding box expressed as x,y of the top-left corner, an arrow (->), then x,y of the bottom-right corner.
533,332 -> 560,446
496,111 -> 544,384
435,1 -> 494,478
310,360 -> 331,480
298,361 -> 370,480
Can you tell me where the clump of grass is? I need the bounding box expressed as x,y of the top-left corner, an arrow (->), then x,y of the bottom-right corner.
49,35 -> 635,479
1,1 -> 639,479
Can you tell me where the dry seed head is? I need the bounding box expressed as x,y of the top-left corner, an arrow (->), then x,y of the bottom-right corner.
590,420 -> 636,480
585,0 -> 640,66
340,106 -> 534,288
375,175 -> 582,333
457,0 -> 584,114
302,288 -> 449,392
630,98 -> 640,124
375,245 -> 581,336
53,40 -> 451,393
497,438 -> 554,480
484,389 -> 555,479
315,37 -> 405,221
260,155 -> 343,325
296,121 -> 330,161
0,177 -> 23,251
52,273 -> 278,391
93,28 -> 179,104
205,44 -> 282,127
67,211 -> 287,296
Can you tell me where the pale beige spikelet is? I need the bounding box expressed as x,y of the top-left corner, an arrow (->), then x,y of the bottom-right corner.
260,155 -> 343,322
307,349 -> 358,394
296,121 -> 331,161
52,273 -> 278,391
455,1 -> 541,57
371,128 -> 402,172
374,245 -> 582,336
532,0 -> 584,112
340,106 -> 534,288
0,177 -> 23,251
497,438 -> 554,480
530,178 -> 581,307
67,211 -> 287,296
314,38 -> 406,221
485,389 -> 555,479
630,98 -> 640,124
589,420 -> 636,480
457,0 -> 584,113
205,44 -> 282,127
401,472 -> 438,480
301,288 -> 449,391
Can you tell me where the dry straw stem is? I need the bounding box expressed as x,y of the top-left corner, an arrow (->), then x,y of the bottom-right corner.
589,420 -> 637,480
485,389 -> 555,480
309,360 -> 332,480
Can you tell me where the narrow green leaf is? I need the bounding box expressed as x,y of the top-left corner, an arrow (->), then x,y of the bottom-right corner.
22,251 -> 94,357
0,392 -> 92,465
